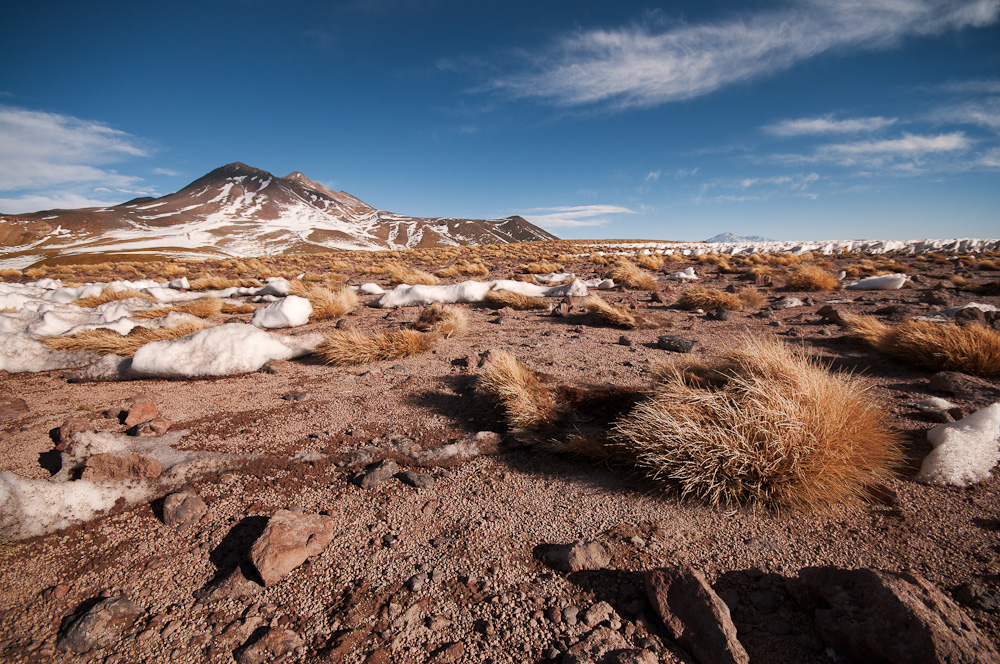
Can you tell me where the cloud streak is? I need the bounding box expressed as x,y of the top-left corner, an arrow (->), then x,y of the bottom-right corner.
764,115 -> 897,136
522,204 -> 636,228
0,107 -> 148,192
490,0 -> 1000,110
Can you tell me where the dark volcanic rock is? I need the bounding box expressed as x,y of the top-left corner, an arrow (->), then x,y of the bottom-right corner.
798,567 -> 1000,664
928,371 -> 1000,403
57,595 -> 141,653
542,540 -> 611,573
656,336 -> 697,353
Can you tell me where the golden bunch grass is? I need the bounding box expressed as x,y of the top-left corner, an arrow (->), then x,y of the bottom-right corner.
636,254 -> 665,270
610,260 -> 658,291
478,351 -> 559,430
785,265 -> 840,292
436,260 -> 489,278
584,295 -> 639,329
484,289 -> 548,310
611,336 -> 902,508
131,298 -> 224,319
188,276 -> 260,290
521,261 -> 563,275
317,304 -> 466,366
978,260 -> 1000,271
0,269 -> 22,278
221,302 -> 256,314
43,320 -> 212,358
71,289 -> 156,308
388,264 -> 439,286
676,286 -> 765,311
288,281 -> 358,321
841,313 -> 1000,376
589,253 -> 610,265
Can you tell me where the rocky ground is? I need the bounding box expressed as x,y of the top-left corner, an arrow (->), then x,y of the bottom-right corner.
1,245 -> 999,664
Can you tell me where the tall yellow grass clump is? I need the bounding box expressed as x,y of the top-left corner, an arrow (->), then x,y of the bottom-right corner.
317,304 -> 466,366
584,295 -> 639,329
479,337 -> 902,509
785,265 -> 840,292
676,286 -> 766,311
388,265 -> 439,286
484,289 -> 548,310
43,320 -> 213,358
610,260 -> 658,291
612,337 -> 902,508
288,281 -> 358,321
841,313 -> 1000,376
71,289 -> 155,308
131,298 -> 225,319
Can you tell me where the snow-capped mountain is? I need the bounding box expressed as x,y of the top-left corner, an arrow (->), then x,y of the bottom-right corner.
0,162 -> 558,268
703,232 -> 773,243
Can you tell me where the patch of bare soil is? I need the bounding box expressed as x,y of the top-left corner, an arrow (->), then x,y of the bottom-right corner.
1,249 -> 998,663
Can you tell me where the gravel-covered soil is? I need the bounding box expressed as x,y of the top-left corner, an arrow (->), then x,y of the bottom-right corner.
1,246 -> 998,664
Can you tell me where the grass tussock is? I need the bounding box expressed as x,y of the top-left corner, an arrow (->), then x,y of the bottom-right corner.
584,295 -> 639,329
676,286 -> 766,311
188,276 -> 260,290
131,298 -> 224,319
317,303 -> 466,366
785,265 -> 840,292
484,289 -> 548,310
480,337 -> 902,509
221,302 -> 257,314
43,320 -> 213,358
636,254 -> 665,270
841,313 -> 1000,376
521,261 -> 563,275
288,281 -> 358,321
71,289 -> 156,308
612,336 -> 902,508
610,260 -> 658,291
388,265 -> 440,286
436,260 -> 489,278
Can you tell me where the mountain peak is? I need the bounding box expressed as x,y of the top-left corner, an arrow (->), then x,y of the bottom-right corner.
704,232 -> 773,243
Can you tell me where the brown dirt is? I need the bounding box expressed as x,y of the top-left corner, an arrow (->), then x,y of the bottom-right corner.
1,248 -> 999,663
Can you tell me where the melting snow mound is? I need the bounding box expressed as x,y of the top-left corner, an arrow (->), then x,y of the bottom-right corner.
844,273 -> 908,290
915,403 -> 1000,487
251,295 -> 312,329
130,324 -> 319,378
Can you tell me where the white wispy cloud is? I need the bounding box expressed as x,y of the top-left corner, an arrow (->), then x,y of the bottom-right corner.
822,131 -> 972,158
932,99 -> 1000,132
697,171 -> 821,204
764,115 -> 897,136
0,193 -> 122,214
490,0 -> 1000,110
152,167 -> 180,176
522,204 -> 636,228
645,170 -> 660,182
0,106 -> 148,192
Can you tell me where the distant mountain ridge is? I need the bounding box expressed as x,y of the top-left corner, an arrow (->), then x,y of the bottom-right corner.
0,162 -> 558,268
704,232 -> 773,243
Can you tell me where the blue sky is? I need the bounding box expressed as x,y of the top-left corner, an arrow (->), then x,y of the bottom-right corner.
1,0 -> 998,241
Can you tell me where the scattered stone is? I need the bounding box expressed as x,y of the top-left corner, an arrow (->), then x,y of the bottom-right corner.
564,605 -> 580,626
754,274 -> 773,287
798,567 -> 1000,664
551,299 -> 574,317
875,304 -> 911,315
161,489 -> 208,529
771,296 -> 804,310
650,290 -> 668,304
656,335 -> 697,353
431,642 -> 465,662
928,371 -> 1000,403
57,595 -> 141,653
954,307 -> 987,327
582,601 -> 617,628
406,573 -> 428,592
124,400 -> 158,428
646,565 -> 749,664
397,470 -> 435,489
0,397 -> 29,421
42,584 -> 71,601
196,566 -> 263,604
351,459 -> 400,488
566,626 -> 630,662
281,391 -> 310,401
816,305 -> 845,325
81,453 -> 162,481
249,509 -> 336,587
618,335 -> 633,346
542,540 -> 611,573
706,308 -> 731,321
908,397 -> 963,423
953,582 -> 1000,613
235,627 -> 303,664
127,417 -> 174,437
607,650 -> 658,664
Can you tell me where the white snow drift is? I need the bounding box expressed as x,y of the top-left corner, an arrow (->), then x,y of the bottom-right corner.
844,273 -> 908,290
371,279 -> 590,308
915,404 -> 1000,487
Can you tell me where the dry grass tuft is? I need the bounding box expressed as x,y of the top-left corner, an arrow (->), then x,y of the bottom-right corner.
221,302 -> 256,314
131,298 -> 224,319
317,303 -> 466,366
436,260 -> 489,278
289,281 -> 358,321
188,276 -> 260,290
636,254 -> 665,270
610,260 -> 658,291
676,286 -> 742,311
43,320 -> 212,358
477,351 -> 561,431
71,289 -> 156,308
841,313 -> 1000,376
388,264 -> 440,286
584,295 -> 639,329
612,336 -> 902,508
316,328 -> 436,366
737,287 -> 766,309
521,261 -> 563,275
785,265 -> 840,292
484,289 -> 548,310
